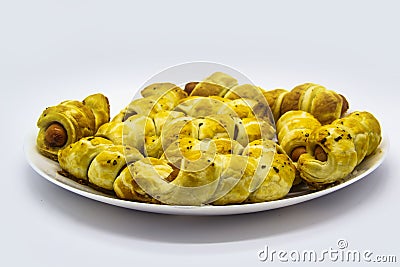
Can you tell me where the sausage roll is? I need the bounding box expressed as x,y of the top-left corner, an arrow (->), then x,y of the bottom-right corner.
189,72 -> 238,97
263,83 -> 349,124
276,110 -> 321,162
36,93 -> 110,160
297,111 -> 381,187
58,136 -> 144,191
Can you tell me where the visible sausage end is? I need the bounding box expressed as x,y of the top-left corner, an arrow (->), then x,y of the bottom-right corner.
291,146 -> 306,162
165,163 -> 180,182
339,94 -> 349,116
314,145 -> 327,162
45,123 -> 67,147
184,82 -> 199,95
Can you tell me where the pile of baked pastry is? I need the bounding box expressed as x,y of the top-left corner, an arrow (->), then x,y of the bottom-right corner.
36,72 -> 381,206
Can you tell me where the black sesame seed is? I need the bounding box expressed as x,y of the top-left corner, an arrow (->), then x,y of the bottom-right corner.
321,137 -> 327,144
305,133 -> 309,137
334,136 -> 342,142
273,167 -> 279,173
107,160 -> 111,163
113,160 -> 117,165
261,165 -> 266,169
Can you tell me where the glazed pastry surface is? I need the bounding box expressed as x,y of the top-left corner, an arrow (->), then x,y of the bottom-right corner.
36,93 -> 110,161
297,111 -> 381,187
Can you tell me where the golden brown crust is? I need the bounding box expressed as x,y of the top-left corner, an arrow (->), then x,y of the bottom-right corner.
297,111 -> 381,187
184,82 -> 199,95
36,94 -> 110,161
280,85 -> 307,114
264,83 -> 348,125
310,90 -> 343,125
262,89 -> 288,122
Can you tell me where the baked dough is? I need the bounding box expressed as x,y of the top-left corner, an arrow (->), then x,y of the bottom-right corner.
297,111 -> 381,187
263,83 -> 348,124
262,89 -> 288,122
276,110 -> 321,161
58,136 -> 114,180
58,136 -> 143,190
114,137 -> 295,205
36,94 -> 110,160
190,72 -> 238,97
113,83 -> 187,121
243,140 -> 296,202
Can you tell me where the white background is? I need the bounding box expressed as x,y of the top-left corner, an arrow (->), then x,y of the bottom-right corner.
1,0 -> 399,266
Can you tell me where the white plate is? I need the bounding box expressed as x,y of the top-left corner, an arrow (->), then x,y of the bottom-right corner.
24,129 -> 388,215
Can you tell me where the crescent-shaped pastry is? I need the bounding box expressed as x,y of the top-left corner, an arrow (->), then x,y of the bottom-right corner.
243,140 -> 296,202
113,164 -> 160,203
113,83 -> 187,121
131,156 -> 224,205
234,117 -> 275,147
174,96 -> 232,117
95,120 -> 124,145
160,116 -> 199,150
189,72 -> 238,97
194,114 -> 235,140
226,98 -> 257,119
37,94 -> 110,161
123,114 -> 158,156
140,82 -> 179,98
224,84 -> 262,100
58,136 -> 113,180
346,111 -> 381,156
211,155 -> 258,205
153,110 -> 185,136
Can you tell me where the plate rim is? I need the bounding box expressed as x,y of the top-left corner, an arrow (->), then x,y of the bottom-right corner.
24,129 -> 388,216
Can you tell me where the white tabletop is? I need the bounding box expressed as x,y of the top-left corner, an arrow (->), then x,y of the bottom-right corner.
2,1 -> 399,266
